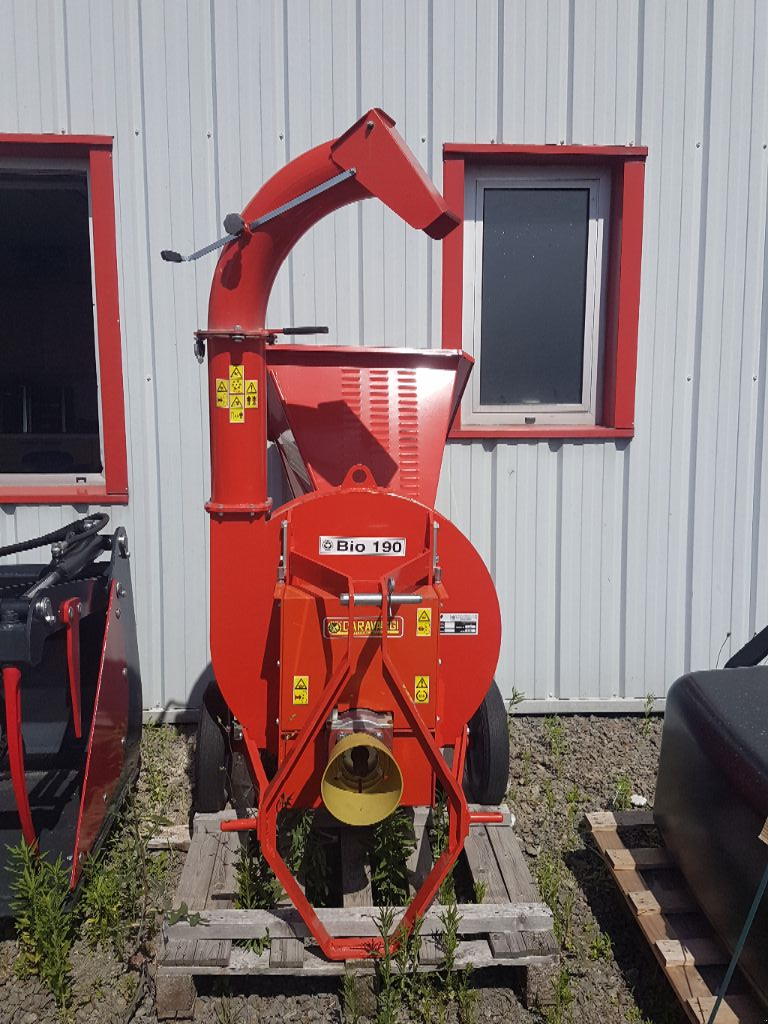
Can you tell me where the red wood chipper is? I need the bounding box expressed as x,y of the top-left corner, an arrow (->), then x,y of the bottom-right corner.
164,110 -> 508,960
0,516 -> 142,912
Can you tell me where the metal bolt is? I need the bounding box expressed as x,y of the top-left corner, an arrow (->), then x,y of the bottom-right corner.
276,659 -> 280,666
121,736 -> 126,746
34,597 -> 56,626
115,607 -> 121,619
103,792 -> 108,803
116,583 -> 125,598
68,607 -> 74,621
78,852 -> 84,862
122,667 -> 128,677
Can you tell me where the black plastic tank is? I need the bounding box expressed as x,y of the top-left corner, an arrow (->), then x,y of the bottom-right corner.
654,667 -> 768,1006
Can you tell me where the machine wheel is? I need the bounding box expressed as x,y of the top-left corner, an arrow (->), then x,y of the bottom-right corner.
465,681 -> 509,805
195,682 -> 230,813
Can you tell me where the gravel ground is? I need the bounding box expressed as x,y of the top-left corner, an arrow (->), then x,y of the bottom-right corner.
0,713 -> 690,1024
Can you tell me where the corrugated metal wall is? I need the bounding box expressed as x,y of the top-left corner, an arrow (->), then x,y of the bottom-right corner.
1,0 -> 767,711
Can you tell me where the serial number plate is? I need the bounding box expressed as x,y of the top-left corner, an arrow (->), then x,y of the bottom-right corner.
319,536 -> 406,556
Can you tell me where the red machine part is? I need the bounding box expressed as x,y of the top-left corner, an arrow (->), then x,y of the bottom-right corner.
2,666 -> 35,847
202,109 -> 501,960
266,346 -> 473,506
59,597 -> 82,738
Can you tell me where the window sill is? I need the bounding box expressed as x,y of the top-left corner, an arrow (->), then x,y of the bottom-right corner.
0,485 -> 129,506
448,425 -> 634,441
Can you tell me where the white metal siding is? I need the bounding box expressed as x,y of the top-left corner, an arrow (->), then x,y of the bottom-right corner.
1,0 -> 766,711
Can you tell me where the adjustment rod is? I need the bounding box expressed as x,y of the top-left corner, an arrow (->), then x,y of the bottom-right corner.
161,168 -> 356,264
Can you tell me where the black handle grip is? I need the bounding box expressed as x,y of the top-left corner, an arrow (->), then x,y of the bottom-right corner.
282,326 -> 329,335
161,250 -> 183,263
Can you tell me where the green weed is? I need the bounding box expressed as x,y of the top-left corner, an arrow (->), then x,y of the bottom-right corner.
640,693 -> 656,739
372,809 -> 415,906
543,778 -> 557,816
544,716 -> 568,774
439,899 -> 476,1024
544,967 -> 574,1023
79,799 -> 170,953
472,879 -> 487,904
508,686 -> 525,712
428,792 -> 455,904
212,994 -> 244,1024
611,774 -> 633,811
587,925 -> 613,961
522,747 -> 533,786
373,906 -> 398,1024
234,842 -> 282,910
536,849 -> 575,950
8,840 -> 73,1010
341,970 -> 362,1024
286,811 -> 330,907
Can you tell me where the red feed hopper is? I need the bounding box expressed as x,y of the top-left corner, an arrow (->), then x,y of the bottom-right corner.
267,346 -> 473,503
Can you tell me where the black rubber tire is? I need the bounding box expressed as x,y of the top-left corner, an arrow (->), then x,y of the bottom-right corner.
465,681 -> 510,805
195,682 -> 229,813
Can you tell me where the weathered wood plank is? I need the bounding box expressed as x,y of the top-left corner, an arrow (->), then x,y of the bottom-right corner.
167,901 -> 554,942
193,830 -> 241,967
161,833 -> 221,967
269,937 -> 305,969
586,810 -> 655,830
655,938 -> 727,968
155,973 -> 196,1020
628,889 -> 697,916
686,996 -> 765,1024
419,935 -> 443,966
462,828 -> 507,903
606,847 -> 672,871
148,824 -> 192,852
406,809 -> 432,896
487,825 -> 538,902
340,829 -> 373,907
158,936 -> 556,977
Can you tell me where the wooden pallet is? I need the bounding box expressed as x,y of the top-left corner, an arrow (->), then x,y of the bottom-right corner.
156,806 -> 559,1019
586,810 -> 768,1024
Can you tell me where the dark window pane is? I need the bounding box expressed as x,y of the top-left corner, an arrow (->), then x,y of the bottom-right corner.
478,187 -> 590,407
0,172 -> 102,473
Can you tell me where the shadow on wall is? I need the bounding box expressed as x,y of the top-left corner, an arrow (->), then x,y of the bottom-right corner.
145,445 -> 291,720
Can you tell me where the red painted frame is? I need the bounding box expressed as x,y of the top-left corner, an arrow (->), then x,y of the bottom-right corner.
0,134 -> 128,504
442,144 -> 647,440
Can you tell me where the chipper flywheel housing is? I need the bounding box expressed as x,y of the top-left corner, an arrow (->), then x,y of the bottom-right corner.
172,109 -> 505,961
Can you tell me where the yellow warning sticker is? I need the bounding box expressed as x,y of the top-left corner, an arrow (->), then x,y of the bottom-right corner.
416,607 -> 432,637
414,675 -> 430,704
229,393 -> 244,424
245,380 -> 258,409
229,364 -> 244,393
215,379 -> 229,408
293,675 -> 309,705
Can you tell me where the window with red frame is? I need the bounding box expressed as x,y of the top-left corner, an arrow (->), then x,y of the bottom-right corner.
442,145 -> 647,440
0,136 -> 127,504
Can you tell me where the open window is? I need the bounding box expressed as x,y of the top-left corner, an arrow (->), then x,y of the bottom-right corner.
442,145 -> 647,439
0,136 -> 127,504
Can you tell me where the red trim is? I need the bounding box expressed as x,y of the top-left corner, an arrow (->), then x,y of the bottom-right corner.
0,486 -> 128,505
0,135 -> 128,506
444,143 -> 648,159
442,145 -> 646,440
451,426 -> 634,440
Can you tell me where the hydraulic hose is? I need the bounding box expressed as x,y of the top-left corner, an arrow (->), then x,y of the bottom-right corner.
0,514 -> 109,560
